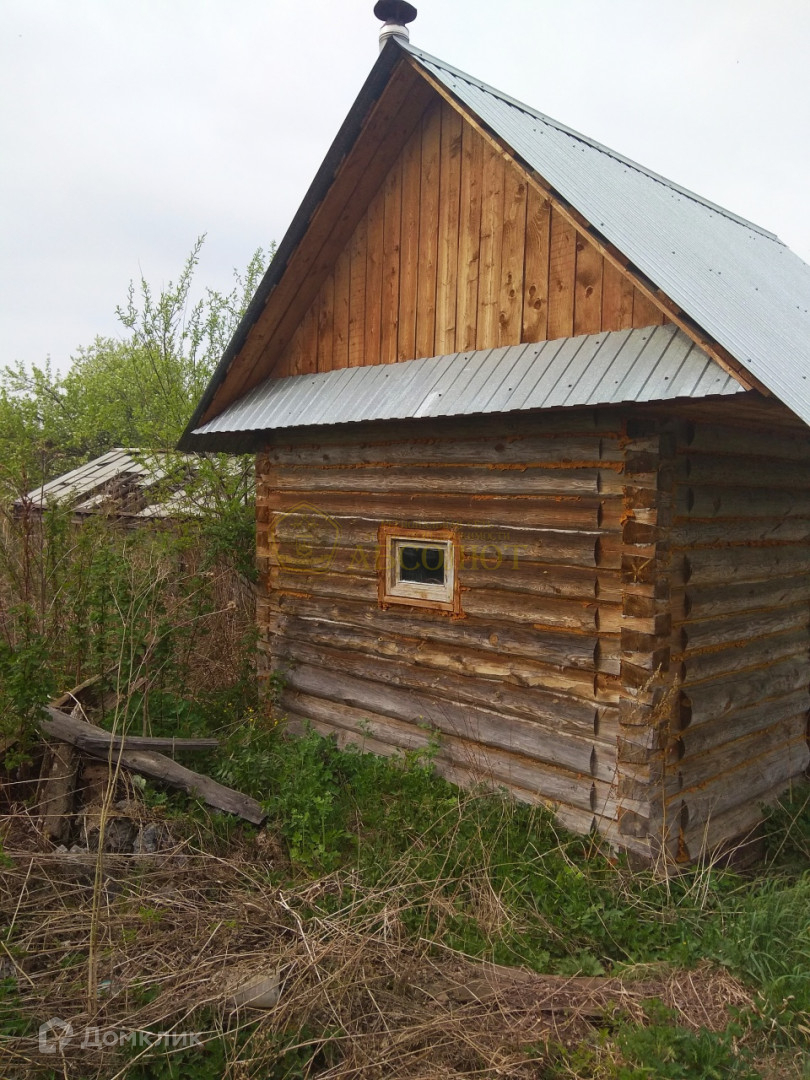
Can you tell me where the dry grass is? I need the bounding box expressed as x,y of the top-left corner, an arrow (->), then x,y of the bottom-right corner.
0,808 -> 756,1080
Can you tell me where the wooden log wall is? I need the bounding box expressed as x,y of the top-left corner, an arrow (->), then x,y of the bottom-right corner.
274,98 -> 665,379
255,410 -> 630,840
665,411 -> 810,859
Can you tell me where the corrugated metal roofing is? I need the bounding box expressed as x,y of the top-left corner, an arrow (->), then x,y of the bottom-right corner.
193,325 -> 743,436
405,43 -> 810,425
18,449 -> 201,519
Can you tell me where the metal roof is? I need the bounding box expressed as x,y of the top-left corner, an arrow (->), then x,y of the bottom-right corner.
192,325 -> 742,437
179,39 -> 810,451
18,449 -> 199,519
405,44 -> 810,425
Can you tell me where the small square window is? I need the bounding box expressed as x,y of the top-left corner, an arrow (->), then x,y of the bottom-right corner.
379,526 -> 460,613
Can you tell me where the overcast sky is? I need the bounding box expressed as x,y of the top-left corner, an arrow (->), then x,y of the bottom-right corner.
2,0 -> 810,375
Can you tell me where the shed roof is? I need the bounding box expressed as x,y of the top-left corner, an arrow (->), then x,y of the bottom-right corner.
193,325 -> 742,439
18,449 -> 198,519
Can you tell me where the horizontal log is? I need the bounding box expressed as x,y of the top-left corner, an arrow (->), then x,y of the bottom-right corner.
265,592 -> 601,668
40,707 -> 264,824
268,515 -> 607,570
679,422 -> 810,462
673,740 -> 808,832
681,657 -> 808,724
673,690 -> 808,756
671,517 -> 810,546
680,545 -> 810,586
262,490 -> 606,529
678,603 -> 809,654
678,454 -> 810,491
675,715 -> 808,791
270,464 -> 623,497
258,409 -> 623,459
462,590 -> 605,632
673,485 -> 810,521
270,614 -> 608,700
680,628 -> 809,684
281,686 -> 617,780
680,778 -> 797,858
672,576 -> 810,621
284,705 -> 618,817
263,433 -> 625,468
272,646 -> 599,733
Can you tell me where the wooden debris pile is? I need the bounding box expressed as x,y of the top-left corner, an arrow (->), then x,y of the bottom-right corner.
35,681 -> 264,854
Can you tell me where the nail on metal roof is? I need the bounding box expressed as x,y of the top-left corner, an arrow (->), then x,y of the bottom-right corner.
192,325 -> 742,437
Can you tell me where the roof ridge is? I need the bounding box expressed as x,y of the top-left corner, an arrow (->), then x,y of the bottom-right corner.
403,43 -> 782,245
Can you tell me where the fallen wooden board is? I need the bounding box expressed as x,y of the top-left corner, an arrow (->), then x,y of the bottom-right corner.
40,707 -> 265,825
41,708 -> 218,754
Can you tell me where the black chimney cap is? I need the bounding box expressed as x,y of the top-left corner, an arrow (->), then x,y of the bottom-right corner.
374,1 -> 418,25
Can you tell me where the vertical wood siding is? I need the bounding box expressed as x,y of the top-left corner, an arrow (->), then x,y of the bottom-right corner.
255,411 -> 628,840
274,100 -> 666,378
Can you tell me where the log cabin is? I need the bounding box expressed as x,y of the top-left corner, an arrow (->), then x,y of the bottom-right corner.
180,4 -> 810,861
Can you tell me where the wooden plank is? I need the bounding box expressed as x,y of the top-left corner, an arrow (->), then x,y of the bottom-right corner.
364,185 -> 386,366
406,63 -> 768,400
521,186 -> 550,342
415,101 -> 441,359
316,273 -> 334,373
348,214 -> 368,367
398,122 -> 422,361
38,743 -> 80,841
476,141 -> 504,348
296,302 -> 318,376
202,64 -> 433,419
601,260 -> 634,331
380,156 -> 403,364
498,164 -> 527,345
547,208 -> 576,339
40,707 -> 264,824
574,235 -> 603,336
332,246 -> 350,370
632,287 -> 664,327
435,101 -> 463,353
456,121 -> 484,350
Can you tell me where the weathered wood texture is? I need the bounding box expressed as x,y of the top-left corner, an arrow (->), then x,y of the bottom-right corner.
256,409 -> 627,837
272,98 -> 664,379
255,400 -> 810,859
664,413 -> 810,858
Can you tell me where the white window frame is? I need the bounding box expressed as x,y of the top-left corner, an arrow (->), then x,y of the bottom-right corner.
378,526 -> 460,614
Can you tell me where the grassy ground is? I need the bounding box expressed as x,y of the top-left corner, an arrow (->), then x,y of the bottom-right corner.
2,721 -> 810,1078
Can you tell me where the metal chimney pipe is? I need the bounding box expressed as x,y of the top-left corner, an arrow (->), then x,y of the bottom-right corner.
374,0 -> 417,52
